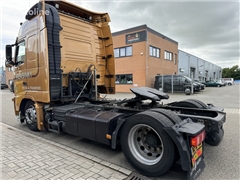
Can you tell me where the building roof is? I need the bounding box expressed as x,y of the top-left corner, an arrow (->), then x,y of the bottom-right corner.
178,49 -> 222,69
112,24 -> 178,45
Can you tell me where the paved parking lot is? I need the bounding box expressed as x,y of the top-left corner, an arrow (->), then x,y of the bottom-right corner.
0,123 -> 130,180
1,84 -> 239,179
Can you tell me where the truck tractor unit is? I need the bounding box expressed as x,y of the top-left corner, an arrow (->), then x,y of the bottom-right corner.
5,1 -> 226,179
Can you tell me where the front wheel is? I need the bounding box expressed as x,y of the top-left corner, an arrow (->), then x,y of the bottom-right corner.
25,101 -> 39,131
121,112 -> 175,177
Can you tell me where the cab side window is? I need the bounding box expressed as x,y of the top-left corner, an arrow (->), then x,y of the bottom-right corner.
15,41 -> 26,65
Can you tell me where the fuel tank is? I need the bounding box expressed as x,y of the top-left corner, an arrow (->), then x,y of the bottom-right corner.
65,108 -> 122,145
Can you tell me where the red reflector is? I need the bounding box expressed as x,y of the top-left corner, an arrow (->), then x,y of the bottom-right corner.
191,130 -> 206,147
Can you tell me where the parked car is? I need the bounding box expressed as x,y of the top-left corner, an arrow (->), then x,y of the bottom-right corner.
216,79 -> 226,86
154,75 -> 200,94
222,78 -> 234,86
194,80 -> 205,90
9,82 -> 14,92
1,83 -> 8,89
202,81 -> 223,87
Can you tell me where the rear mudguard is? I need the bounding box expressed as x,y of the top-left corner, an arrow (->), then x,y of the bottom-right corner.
164,119 -> 205,180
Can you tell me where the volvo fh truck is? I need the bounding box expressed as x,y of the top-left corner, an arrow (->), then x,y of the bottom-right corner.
5,1 -> 226,179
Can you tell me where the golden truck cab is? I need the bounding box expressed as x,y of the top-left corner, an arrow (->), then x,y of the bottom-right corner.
6,0 -> 115,129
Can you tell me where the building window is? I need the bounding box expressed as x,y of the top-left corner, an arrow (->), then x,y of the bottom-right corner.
164,51 -> 172,60
174,54 -> 177,64
116,74 -> 133,84
114,49 -> 119,58
149,46 -> 160,58
114,46 -> 132,58
8,67 -> 14,72
190,67 -> 195,79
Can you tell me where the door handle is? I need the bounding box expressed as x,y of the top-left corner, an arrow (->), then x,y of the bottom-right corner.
23,82 -> 27,86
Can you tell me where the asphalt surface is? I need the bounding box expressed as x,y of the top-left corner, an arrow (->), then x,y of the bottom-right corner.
1,84 -> 240,179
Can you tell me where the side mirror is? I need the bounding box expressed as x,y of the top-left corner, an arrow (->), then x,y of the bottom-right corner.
5,45 -> 14,68
6,45 -> 12,61
5,60 -> 15,68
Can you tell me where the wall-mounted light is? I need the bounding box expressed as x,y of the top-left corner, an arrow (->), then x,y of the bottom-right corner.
179,68 -> 185,72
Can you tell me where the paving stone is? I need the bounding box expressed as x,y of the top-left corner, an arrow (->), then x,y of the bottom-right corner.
98,170 -> 111,179
89,166 -> 101,173
119,167 -> 132,175
79,167 -> 90,174
92,173 -> 100,179
6,170 -> 18,178
61,172 -> 75,179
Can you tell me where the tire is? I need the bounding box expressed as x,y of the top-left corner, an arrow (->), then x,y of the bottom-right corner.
168,100 -> 202,109
184,88 -> 191,95
121,111 -> 175,177
228,83 -> 232,86
217,85 -> 220,87
25,101 -> 39,131
149,109 -> 182,162
149,108 -> 182,124
185,99 -> 208,109
205,128 -> 224,146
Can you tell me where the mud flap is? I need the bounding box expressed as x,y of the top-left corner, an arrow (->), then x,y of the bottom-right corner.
188,155 -> 205,180
164,119 -> 205,180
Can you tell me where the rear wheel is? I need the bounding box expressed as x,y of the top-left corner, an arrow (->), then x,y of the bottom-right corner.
169,100 -> 224,146
150,109 -> 181,162
150,108 -> 182,123
25,101 -> 39,131
184,88 -> 191,95
228,83 -> 232,86
168,100 -> 202,108
185,99 -> 208,109
121,111 -> 175,177
205,128 -> 224,146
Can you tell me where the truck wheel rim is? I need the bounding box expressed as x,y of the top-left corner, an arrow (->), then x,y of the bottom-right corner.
128,124 -> 164,165
25,105 -> 37,126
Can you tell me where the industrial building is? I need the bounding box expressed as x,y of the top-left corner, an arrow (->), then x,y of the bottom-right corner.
178,50 -> 222,82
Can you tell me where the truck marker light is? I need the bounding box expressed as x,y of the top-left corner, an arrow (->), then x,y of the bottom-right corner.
106,134 -> 111,139
191,131 -> 205,147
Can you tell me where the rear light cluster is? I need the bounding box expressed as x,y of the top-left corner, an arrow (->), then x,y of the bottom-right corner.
191,130 -> 206,147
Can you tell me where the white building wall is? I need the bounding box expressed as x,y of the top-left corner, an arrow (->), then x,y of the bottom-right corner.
178,50 -> 222,82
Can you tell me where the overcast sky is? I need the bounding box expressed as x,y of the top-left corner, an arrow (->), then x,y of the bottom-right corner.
0,0 -> 239,68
